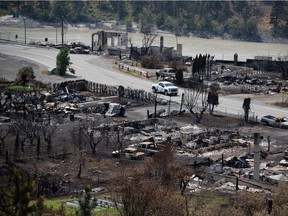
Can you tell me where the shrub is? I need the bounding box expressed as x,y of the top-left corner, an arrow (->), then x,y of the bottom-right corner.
140,55 -> 163,69
0,76 -> 8,83
175,70 -> 184,85
16,66 -> 35,85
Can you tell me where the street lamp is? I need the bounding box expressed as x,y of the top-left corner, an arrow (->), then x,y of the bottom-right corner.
55,18 -> 62,45
12,12 -> 26,44
175,34 -> 178,51
55,22 -> 58,44
154,92 -> 158,118
21,15 -> 26,44
61,17 -> 64,47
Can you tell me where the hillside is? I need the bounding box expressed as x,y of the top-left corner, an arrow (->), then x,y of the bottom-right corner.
0,1 -> 288,42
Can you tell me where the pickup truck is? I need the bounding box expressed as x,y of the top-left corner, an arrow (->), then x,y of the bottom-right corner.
261,115 -> 288,129
133,141 -> 158,156
152,81 -> 178,96
112,147 -> 145,160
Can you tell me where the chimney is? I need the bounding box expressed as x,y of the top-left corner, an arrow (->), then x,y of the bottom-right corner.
234,53 -> 238,66
253,133 -> 261,181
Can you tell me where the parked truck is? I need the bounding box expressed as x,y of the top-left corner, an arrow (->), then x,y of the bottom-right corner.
112,147 -> 145,160
139,141 -> 158,156
151,81 -> 178,96
261,115 -> 288,129
131,141 -> 158,156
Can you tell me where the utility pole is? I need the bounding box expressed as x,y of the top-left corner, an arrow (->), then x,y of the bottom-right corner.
21,15 -> 26,44
168,96 -> 171,116
154,92 -> 157,118
12,12 -> 26,44
179,93 -> 184,113
253,133 -> 261,181
61,17 -> 64,47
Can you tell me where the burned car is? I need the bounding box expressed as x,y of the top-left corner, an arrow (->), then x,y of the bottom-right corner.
112,147 -> 145,160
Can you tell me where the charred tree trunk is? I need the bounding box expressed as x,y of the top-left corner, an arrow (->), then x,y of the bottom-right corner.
243,98 -> 251,123
195,104 -> 208,123
36,136 -> 41,160
21,138 -> 26,152
14,133 -> 20,157
77,162 -> 84,179
46,137 -> 52,156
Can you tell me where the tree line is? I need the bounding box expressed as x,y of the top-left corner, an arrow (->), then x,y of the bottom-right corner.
1,1 -> 288,41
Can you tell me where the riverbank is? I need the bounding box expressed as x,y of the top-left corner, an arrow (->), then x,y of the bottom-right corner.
1,14 -> 288,45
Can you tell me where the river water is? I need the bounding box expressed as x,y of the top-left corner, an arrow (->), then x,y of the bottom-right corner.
1,26 -> 288,61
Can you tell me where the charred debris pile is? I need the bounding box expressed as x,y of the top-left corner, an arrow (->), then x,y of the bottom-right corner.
1,79 -> 288,195
0,80 -> 155,123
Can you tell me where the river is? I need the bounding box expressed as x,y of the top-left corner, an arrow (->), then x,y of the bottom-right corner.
1,26 -> 288,61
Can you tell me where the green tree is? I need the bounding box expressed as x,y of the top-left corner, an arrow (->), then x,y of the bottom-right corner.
33,195 -> 44,216
234,1 -> 252,26
74,1 -> 90,23
270,1 -> 285,36
139,8 -> 155,34
131,1 -> 146,22
116,1 -> 128,21
0,167 -> 35,216
76,185 -> 97,216
16,66 -> 35,86
3,1 -> 281,41
175,70 -> 183,85
52,2 -> 73,21
169,59 -> 185,85
192,54 -> 207,82
56,47 -> 72,77
156,11 -> 166,29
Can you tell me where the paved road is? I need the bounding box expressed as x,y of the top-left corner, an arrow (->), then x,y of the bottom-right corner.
1,43 -> 288,119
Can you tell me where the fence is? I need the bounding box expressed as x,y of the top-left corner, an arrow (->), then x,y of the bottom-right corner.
52,80 -> 156,104
212,108 -> 259,124
117,61 -> 149,78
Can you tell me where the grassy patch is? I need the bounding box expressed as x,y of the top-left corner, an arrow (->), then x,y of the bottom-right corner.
41,69 -> 52,75
36,197 -> 120,216
187,191 -> 232,214
5,84 -> 42,92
